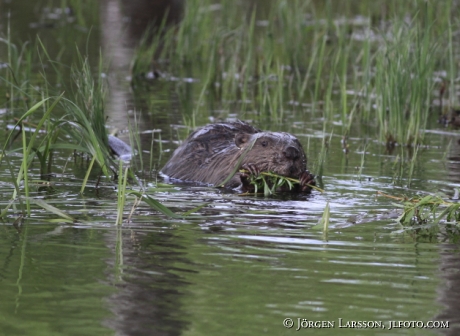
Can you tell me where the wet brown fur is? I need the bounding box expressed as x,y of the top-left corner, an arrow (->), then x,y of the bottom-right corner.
161,121 -> 312,190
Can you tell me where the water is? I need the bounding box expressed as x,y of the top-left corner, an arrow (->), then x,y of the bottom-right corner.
1,1 -> 460,335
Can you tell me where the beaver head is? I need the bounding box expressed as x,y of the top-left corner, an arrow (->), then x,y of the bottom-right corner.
234,131 -> 307,178
160,121 -> 313,191
200,129 -> 308,189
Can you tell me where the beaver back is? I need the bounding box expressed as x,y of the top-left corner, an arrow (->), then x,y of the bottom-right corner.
161,121 -> 308,189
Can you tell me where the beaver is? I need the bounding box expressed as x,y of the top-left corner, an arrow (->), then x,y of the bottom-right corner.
161,121 -> 315,192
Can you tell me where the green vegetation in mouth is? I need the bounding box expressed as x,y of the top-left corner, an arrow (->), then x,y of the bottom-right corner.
239,170 -> 324,196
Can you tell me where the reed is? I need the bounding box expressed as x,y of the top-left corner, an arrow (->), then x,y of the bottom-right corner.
116,160 -> 129,225
0,24 -> 208,221
0,94 -> 63,217
1,37 -> 118,218
130,0 -> 454,150
374,19 -> 437,146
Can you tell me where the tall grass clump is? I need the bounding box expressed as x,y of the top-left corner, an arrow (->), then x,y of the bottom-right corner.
64,54 -> 113,180
373,19 -> 438,146
1,38 -> 122,206
32,45 -> 117,188
0,95 -> 64,216
1,32 -> 209,220
131,0 -> 338,121
0,30 -> 41,116
131,0 -> 457,150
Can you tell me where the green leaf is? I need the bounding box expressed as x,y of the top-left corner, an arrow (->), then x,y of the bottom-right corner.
30,198 -> 74,221
417,195 -> 434,206
312,202 -> 330,232
129,191 -> 205,219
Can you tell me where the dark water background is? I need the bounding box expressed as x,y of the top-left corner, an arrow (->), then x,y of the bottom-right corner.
1,1 -> 460,335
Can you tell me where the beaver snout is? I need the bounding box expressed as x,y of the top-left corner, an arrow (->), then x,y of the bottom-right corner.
289,165 -> 299,174
283,146 -> 300,160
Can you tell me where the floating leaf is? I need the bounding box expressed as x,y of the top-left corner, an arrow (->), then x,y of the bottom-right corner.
129,191 -> 206,219
29,198 -> 74,222
311,202 -> 330,233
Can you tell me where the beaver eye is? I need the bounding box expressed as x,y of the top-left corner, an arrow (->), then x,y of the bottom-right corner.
261,141 -> 268,147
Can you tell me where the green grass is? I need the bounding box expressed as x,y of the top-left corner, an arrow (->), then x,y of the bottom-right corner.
0,35 -> 211,222
1,29 -> 217,221
132,0 -> 457,148
379,191 -> 460,241
373,18 -> 437,146
239,170 -> 323,196
116,160 -> 129,225
0,36 -> 119,217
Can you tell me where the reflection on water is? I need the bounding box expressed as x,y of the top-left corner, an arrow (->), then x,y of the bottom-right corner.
99,0 -> 184,142
0,223 -> 115,336
437,245 -> 460,335
436,135 -> 460,335
104,229 -> 190,336
0,211 -> 448,335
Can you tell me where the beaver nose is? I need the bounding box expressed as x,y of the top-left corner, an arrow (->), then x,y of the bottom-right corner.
284,146 -> 300,160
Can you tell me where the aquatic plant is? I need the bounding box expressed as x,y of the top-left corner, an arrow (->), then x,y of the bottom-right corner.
129,191 -> 207,219
131,0 -> 455,149
311,201 -> 330,238
1,37 -> 116,216
0,95 -> 63,215
63,54 -> 115,188
0,30 -> 214,221
116,160 -> 130,225
373,19 -> 437,146
379,191 -> 460,240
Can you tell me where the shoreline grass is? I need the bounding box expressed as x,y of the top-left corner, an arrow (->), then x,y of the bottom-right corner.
131,0 -> 457,148
0,35 -> 127,217
0,34 -> 211,221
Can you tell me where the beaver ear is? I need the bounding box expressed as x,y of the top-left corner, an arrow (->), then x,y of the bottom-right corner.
235,133 -> 251,148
